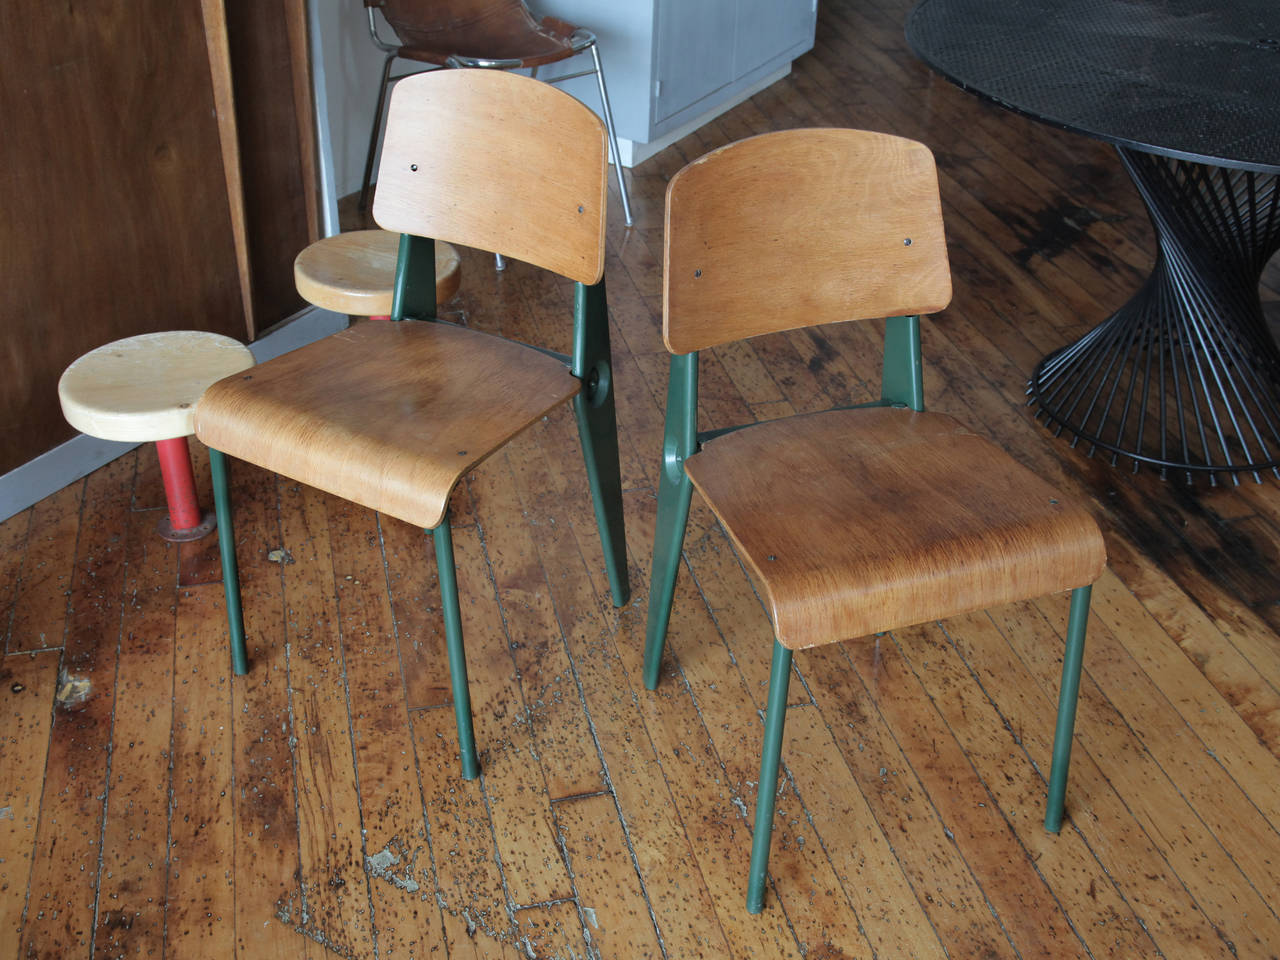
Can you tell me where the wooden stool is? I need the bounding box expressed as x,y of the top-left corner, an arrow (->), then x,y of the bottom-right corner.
293,229 -> 462,316
58,331 -> 256,541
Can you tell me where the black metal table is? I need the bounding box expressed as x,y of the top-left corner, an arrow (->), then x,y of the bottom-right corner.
906,0 -> 1280,481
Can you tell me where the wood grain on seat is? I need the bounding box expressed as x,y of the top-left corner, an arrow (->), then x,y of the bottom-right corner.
293,230 -> 462,315
194,319 -> 579,529
684,406 -> 1106,648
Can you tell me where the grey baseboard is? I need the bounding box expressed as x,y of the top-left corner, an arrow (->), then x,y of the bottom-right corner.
0,306 -> 348,523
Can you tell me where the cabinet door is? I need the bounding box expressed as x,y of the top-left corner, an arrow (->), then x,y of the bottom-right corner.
653,0 -> 737,123
734,0 -> 816,77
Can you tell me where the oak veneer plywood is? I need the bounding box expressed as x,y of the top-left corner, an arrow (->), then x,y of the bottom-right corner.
373,70 -> 607,286
664,129 -> 952,354
0,649 -> 59,957
686,406 -> 1105,648
195,319 -> 580,531
293,230 -> 462,316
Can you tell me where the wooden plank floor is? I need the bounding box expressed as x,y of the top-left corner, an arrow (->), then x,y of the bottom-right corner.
5,0 -> 1280,956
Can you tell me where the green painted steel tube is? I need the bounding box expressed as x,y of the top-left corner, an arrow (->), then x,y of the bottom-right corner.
747,640 -> 793,913
572,278 -> 630,607
642,352 -> 698,690
433,517 -> 479,780
390,233 -> 438,322
882,315 -> 925,410
209,448 -> 248,676
1045,584 -> 1092,832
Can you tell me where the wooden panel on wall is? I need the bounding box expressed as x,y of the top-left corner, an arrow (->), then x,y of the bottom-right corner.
224,0 -> 317,333
0,0 -> 245,474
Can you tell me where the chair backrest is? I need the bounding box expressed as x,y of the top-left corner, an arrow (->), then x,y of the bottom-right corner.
369,0 -> 542,56
373,69 -> 606,285
663,128 -> 952,354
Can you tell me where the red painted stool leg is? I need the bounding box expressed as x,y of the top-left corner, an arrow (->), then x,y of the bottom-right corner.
154,437 -> 217,541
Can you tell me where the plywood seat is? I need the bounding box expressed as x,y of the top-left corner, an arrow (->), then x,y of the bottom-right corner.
194,317 -> 580,530
59,331 -> 255,442
685,406 -> 1106,649
293,229 -> 461,315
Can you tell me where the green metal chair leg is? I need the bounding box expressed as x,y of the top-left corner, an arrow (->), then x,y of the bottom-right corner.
642,351 -> 698,691
432,516 -> 480,781
209,448 -> 248,676
574,389 -> 630,608
572,279 -> 630,608
1045,584 -> 1092,833
642,465 -> 693,690
747,639 -> 793,914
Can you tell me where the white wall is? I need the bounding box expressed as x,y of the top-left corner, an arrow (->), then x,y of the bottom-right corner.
311,3 -> 648,200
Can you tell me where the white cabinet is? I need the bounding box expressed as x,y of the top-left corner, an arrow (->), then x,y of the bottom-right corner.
537,0 -> 817,165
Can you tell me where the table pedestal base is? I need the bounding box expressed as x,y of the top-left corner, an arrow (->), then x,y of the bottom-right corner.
1027,149 -> 1280,483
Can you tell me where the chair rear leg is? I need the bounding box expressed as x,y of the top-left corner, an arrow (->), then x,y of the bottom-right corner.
1045,584 -> 1092,832
574,387 -> 630,609
642,464 -> 693,690
588,43 -> 633,226
209,448 -> 248,676
572,280 -> 630,609
359,53 -> 397,211
432,515 -> 480,780
747,640 -> 794,913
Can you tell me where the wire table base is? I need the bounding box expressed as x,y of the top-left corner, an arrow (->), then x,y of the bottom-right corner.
1028,149 -> 1280,483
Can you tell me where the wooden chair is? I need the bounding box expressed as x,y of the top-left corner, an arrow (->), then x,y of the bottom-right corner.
194,68 -> 630,779
643,129 -> 1107,913
293,229 -> 462,317
360,0 -> 632,227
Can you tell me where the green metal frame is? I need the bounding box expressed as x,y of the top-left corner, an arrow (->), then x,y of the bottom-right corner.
1045,584 -> 1092,832
209,448 -> 249,675
643,316 -> 1091,911
571,278 -> 631,608
390,234 -> 438,322
388,234 -> 630,781
642,351 -> 698,690
432,513 -> 480,780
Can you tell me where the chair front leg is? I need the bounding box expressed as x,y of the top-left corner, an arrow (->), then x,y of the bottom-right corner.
747,639 -> 794,914
1045,584 -> 1092,833
209,448 -> 248,676
432,514 -> 480,780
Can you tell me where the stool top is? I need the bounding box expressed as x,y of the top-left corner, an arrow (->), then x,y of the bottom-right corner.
59,331 -> 255,442
294,229 -> 462,316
